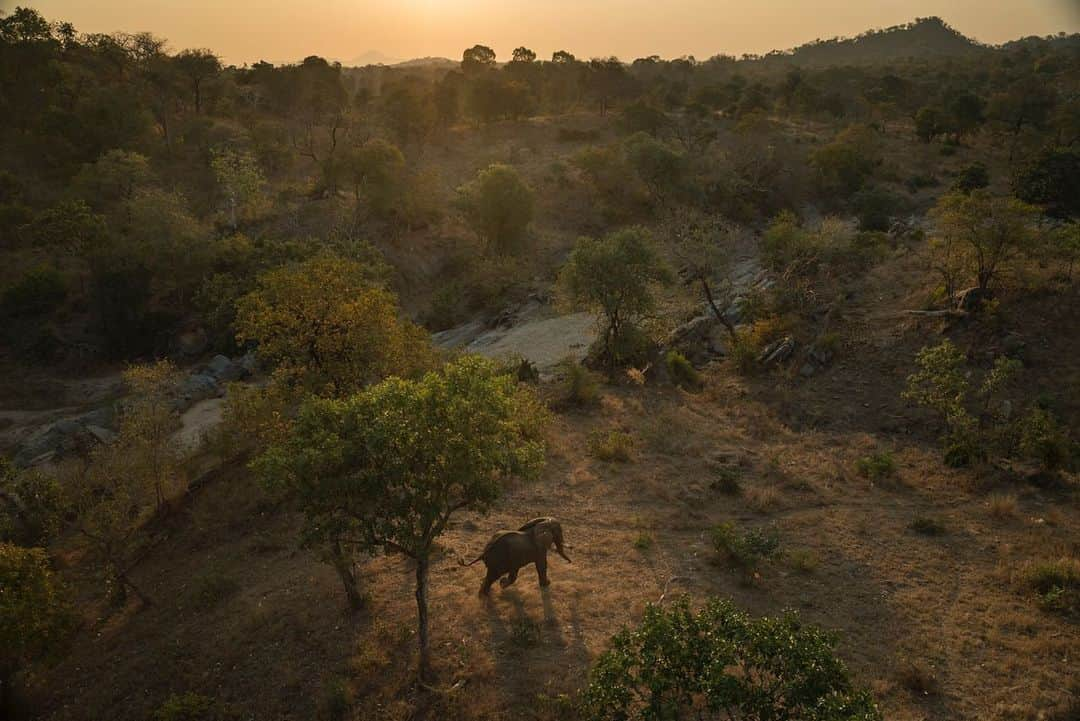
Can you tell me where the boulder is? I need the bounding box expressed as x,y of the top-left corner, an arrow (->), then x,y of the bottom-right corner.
176,327 -> 209,357
668,314 -> 727,365
14,418 -> 103,467
175,374 -> 221,411
205,354 -> 246,383
955,286 -> 991,312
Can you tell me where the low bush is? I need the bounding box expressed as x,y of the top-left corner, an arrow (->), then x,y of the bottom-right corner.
1,266 -> 67,318
711,521 -> 781,571
909,516 -> 946,536
588,430 -> 633,463
1023,558 -> 1079,617
856,451 -> 896,480
664,349 -> 702,390
556,359 -> 601,408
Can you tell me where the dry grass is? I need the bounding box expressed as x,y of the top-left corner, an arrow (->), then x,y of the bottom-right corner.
743,485 -> 783,513
986,493 -> 1019,520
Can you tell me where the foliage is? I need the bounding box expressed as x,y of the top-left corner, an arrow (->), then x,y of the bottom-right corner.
928,191 -> 1040,295
665,350 -> 702,390
0,543 -> 73,693
457,163 -> 535,254
902,340 -> 1022,466
855,451 -> 896,481
908,516 -> 947,536
851,185 -> 903,232
556,359 -> 601,408
623,132 -> 685,207
810,126 -> 880,197
582,598 -> 881,721
1015,406 -> 1072,471
342,138 -> 405,218
210,146 -> 265,230
254,355 -> 548,677
711,522 -> 782,571
559,227 -> 671,373
152,693 -> 217,721
951,162 -> 989,194
1022,558 -> 1079,617
234,253 -> 434,398
1012,146 -> 1079,218
0,458 -> 64,546
588,430 -> 634,463
1,266 -> 67,318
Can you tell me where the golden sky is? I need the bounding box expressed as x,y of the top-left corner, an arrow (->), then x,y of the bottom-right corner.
9,0 -> 1080,65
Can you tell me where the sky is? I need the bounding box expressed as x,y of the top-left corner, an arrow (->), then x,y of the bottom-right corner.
8,0 -> 1080,66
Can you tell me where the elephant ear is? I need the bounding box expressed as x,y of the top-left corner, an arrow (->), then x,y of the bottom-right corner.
533,525 -> 554,549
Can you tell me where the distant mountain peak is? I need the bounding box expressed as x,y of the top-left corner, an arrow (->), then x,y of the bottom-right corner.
772,16 -> 984,66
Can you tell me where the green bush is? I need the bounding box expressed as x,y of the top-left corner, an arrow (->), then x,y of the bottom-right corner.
710,467 -> 742,495
665,350 -> 702,390
557,359 -> 601,408
1016,407 -> 1071,471
152,693 -> 216,721
852,185 -> 903,232
855,451 -> 896,480
457,163 -> 535,254
908,516 -> 946,536
588,430 -> 633,462
582,598 -> 881,721
711,521 -> 781,571
951,162 -> 989,194
1,266 -> 67,318
1023,558 -> 1078,617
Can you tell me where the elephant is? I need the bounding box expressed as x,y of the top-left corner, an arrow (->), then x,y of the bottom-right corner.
460,517 -> 571,596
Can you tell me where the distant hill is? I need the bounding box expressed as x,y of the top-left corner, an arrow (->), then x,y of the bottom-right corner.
763,17 -> 987,67
393,56 -> 458,69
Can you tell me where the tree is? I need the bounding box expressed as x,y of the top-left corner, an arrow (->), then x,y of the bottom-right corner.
255,355 -> 548,678
174,48 -> 221,114
623,132 -> 685,208
914,106 -> 941,143
666,211 -> 738,341
0,544 -> 73,714
457,163 -> 535,254
210,146 -> 265,231
1012,146 -> 1079,218
461,44 -> 496,75
946,91 -> 985,140
511,46 -> 536,64
929,191 -> 1040,293
582,598 -> 881,721
62,362 -> 183,605
810,126 -> 879,197
26,200 -> 107,255
342,138 -> 406,216
559,227 -> 672,373
234,254 -> 434,397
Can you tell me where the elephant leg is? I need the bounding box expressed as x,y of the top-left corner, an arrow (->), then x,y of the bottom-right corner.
499,568 -> 519,588
480,568 -> 499,597
536,557 -> 551,587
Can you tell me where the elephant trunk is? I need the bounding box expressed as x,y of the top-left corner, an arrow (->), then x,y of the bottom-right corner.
555,530 -> 571,563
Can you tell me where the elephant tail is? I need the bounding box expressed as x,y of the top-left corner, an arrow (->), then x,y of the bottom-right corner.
458,553 -> 484,567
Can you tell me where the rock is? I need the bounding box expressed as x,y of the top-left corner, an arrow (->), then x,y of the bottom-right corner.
238,351 -> 260,375
205,354 -> 246,383
84,425 -> 116,445
800,362 -> 816,377
758,336 -> 795,367
175,374 -> 221,411
14,417 -> 106,467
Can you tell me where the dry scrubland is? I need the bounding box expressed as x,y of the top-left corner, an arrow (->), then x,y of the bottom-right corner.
1,11 -> 1078,721
21,121 -> 1080,720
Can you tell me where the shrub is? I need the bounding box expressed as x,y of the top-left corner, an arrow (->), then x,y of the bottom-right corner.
1016,406 -> 1071,471
664,350 -> 702,390
986,494 -> 1018,520
787,549 -> 821,574
0,460 -> 64,546
582,599 -> 881,721
908,516 -> 946,536
1012,146 -> 1079,218
456,163 -> 535,254
510,618 -> 541,648
710,467 -> 742,494
556,359 -> 601,408
711,521 -> 781,571
1,266 -> 67,318
856,451 -> 896,480
1022,558 -> 1079,616
588,430 -> 633,463
952,162 -> 989,194
902,340 -> 1021,467
633,533 -> 653,551
852,185 -> 903,232
153,693 -> 216,721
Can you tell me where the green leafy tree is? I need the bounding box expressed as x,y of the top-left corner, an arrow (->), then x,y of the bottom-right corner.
1012,146 -> 1079,219
211,146 -> 266,231
623,132 -> 685,208
929,191 -> 1040,293
810,126 -> 879,197
582,598 -> 881,721
0,543 -> 74,714
174,48 -> 221,114
26,200 -> 107,254
666,210 -> 738,340
234,254 -> 434,397
342,138 -> 405,216
255,355 -> 548,678
457,163 -> 535,254
559,227 -> 672,373
461,44 -> 496,75
903,340 -> 1021,466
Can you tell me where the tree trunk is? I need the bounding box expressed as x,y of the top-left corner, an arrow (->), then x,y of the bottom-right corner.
331,541 -> 364,612
415,556 -> 432,681
701,279 -> 737,341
